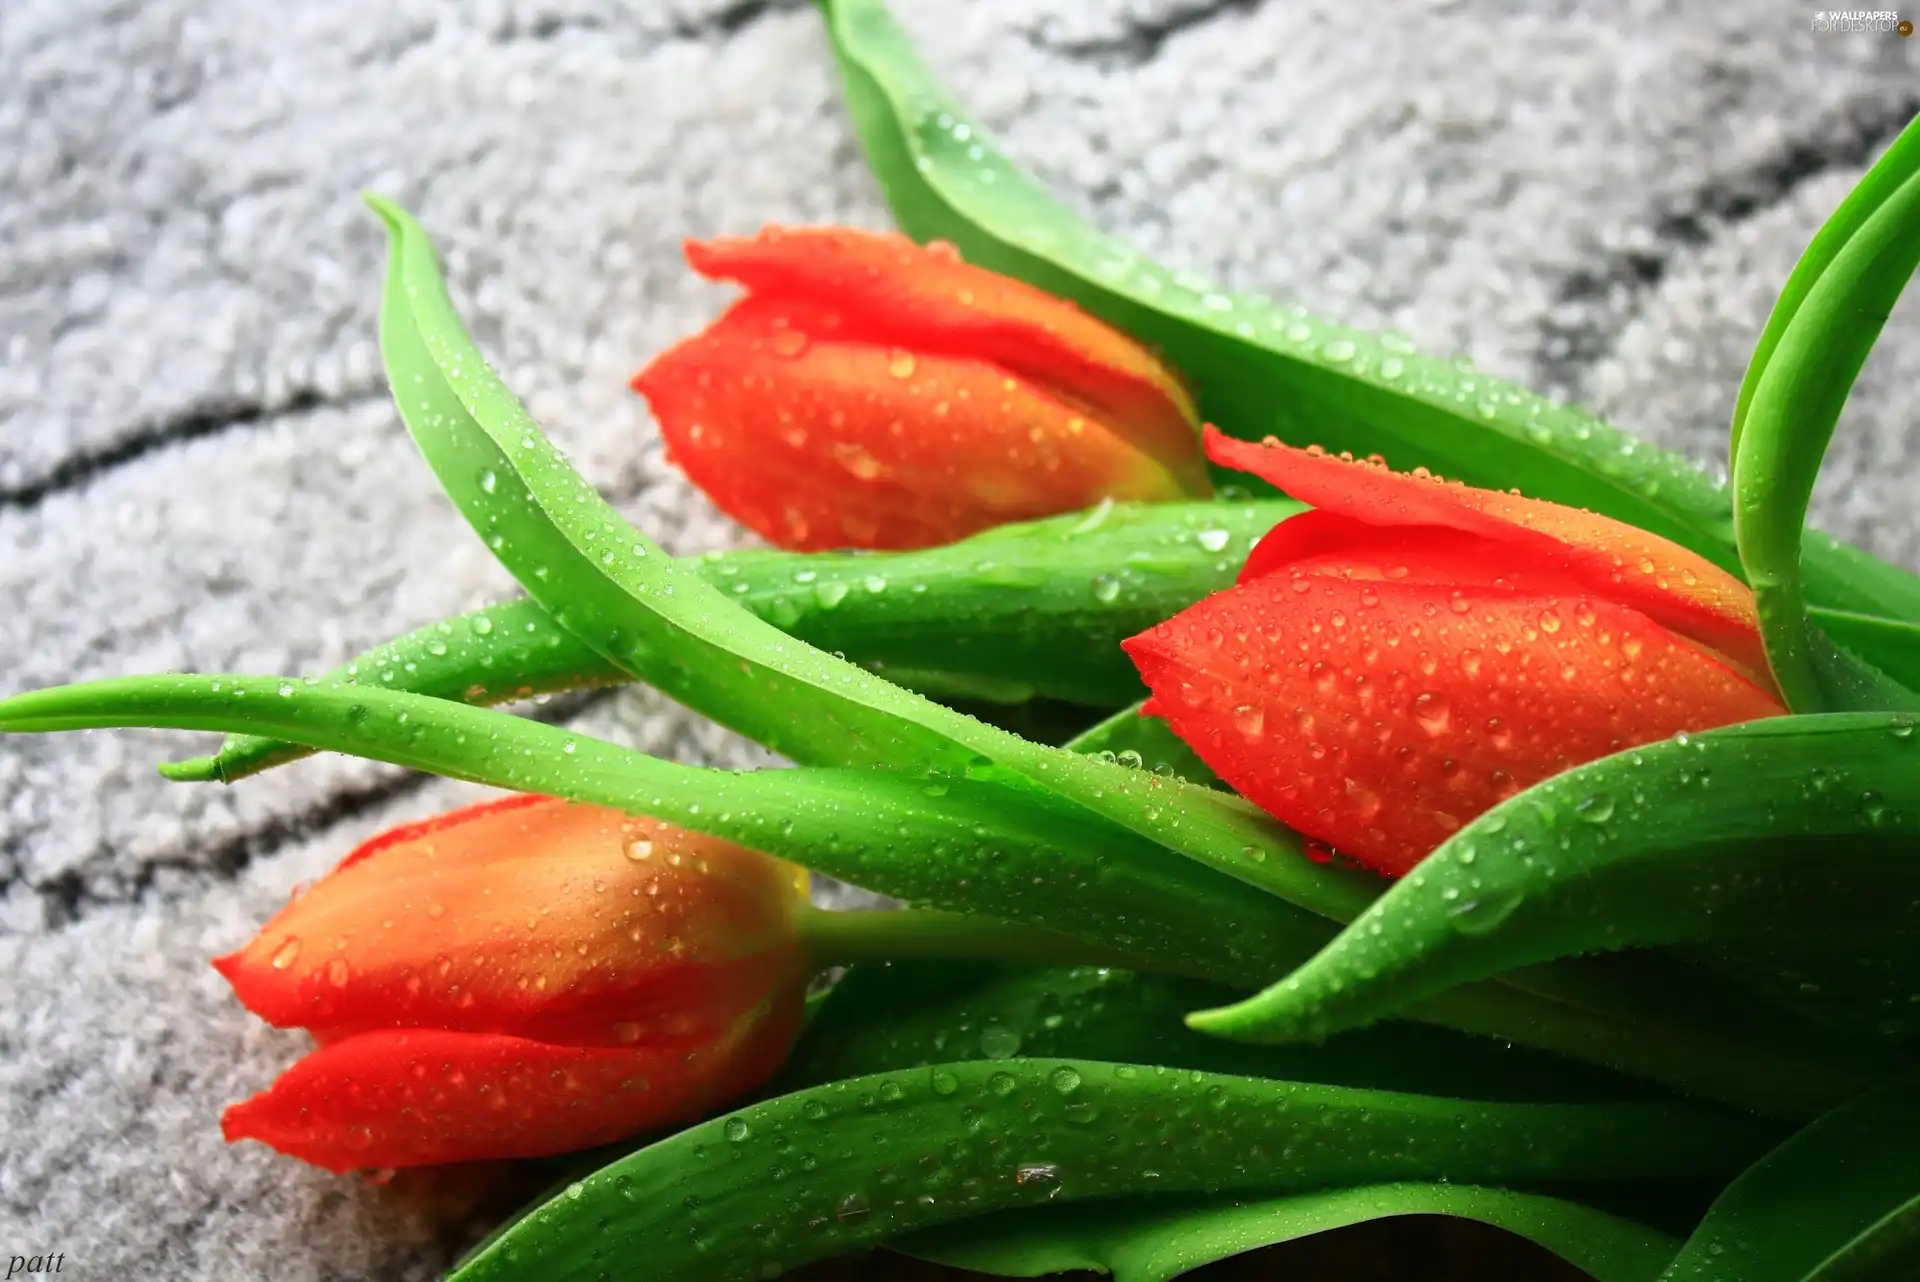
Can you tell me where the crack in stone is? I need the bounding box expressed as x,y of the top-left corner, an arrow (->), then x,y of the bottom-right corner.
13,688 -> 619,931
1532,92 -> 1920,401
0,388 -> 387,511
490,0 -> 805,46
1022,0 -> 1269,70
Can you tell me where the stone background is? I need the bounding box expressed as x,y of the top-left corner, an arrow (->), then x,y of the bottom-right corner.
2,0 -> 1916,1276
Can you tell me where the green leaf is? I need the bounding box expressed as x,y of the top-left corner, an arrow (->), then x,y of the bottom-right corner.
0,674 -> 1339,987
897,1184 -> 1681,1282
367,193 -> 981,775
448,1058 -> 1770,1282
1809,607 -> 1920,696
1731,133 -> 1920,712
162,499 -> 1295,784
1804,1192 -> 1920,1282
1655,1079 -> 1920,1282
782,961 -> 1661,1105
1729,116 -> 1920,460
817,0 -> 1920,625
1189,714 -> 1917,1109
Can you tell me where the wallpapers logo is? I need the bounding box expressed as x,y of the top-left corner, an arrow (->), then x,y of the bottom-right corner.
1811,9 -> 1914,32
5,1254 -> 65,1280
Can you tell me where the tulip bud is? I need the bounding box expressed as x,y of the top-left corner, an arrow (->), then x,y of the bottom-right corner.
1124,429 -> 1786,877
632,225 -> 1210,551
214,795 -> 811,1172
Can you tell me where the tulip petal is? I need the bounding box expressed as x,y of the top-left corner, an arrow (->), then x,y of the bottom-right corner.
684,226 -> 1206,491
221,998 -> 803,1172
1207,428 -> 1771,686
1124,572 -> 1786,877
633,296 -> 1187,551
214,796 -> 808,1042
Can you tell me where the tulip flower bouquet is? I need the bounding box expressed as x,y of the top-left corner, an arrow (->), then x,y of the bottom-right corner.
9,2 -> 1920,1280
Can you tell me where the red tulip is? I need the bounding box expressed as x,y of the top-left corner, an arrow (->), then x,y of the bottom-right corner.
1123,429 -> 1786,877
215,795 -> 811,1172
632,225 -> 1210,551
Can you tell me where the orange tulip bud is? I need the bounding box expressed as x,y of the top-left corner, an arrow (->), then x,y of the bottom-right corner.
214,795 -> 811,1172
1124,430 -> 1786,877
632,225 -> 1209,551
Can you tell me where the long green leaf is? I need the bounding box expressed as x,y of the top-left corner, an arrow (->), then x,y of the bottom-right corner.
0,675 -> 1334,986
1655,1080 -> 1920,1282
1732,153 -> 1920,711
817,0 -> 1920,624
163,499 -> 1297,783
448,1058 -> 1770,1282
898,1185 -> 1681,1282
1189,715 -> 1920,1085
1730,114 -> 1920,460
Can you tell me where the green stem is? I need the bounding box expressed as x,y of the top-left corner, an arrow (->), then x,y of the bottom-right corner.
798,906 -> 1135,971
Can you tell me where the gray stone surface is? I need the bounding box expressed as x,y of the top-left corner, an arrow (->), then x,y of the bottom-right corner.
2,0 -> 1916,1275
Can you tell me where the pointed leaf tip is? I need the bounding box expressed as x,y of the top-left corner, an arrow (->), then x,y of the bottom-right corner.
361,191 -> 411,236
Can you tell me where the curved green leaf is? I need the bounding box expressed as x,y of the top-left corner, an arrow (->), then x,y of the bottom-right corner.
1804,1192 -> 1920,1282
1730,114 -> 1920,462
163,499 -> 1297,784
898,1185 -> 1680,1282
1656,1079 -> 1920,1282
1732,150 -> 1920,712
818,0 -> 1920,624
449,1058 -> 1770,1282
0,674 -> 1337,987
1190,715 -> 1919,1097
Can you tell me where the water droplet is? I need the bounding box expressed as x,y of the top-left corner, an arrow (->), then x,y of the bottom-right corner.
833,443 -> 884,480
627,839 -> 654,861
1232,704 -> 1266,739
1412,692 -> 1452,735
887,350 -> 917,379
1447,888 -> 1523,935
277,681 -> 295,697
478,469 -> 499,495
1321,338 -> 1356,363
815,580 -> 851,609
979,1021 -> 1022,1059
1049,1066 -> 1082,1095
835,1192 -> 871,1224
472,615 -> 494,637
1890,717 -> 1915,741
325,957 -> 351,987
768,328 -> 808,358
1015,1163 -> 1060,1188
270,938 -> 301,970
1090,575 -> 1122,603
863,574 -> 887,593
724,1117 -> 751,1143
1575,794 -> 1615,824
1195,528 -> 1231,552
930,1068 -> 960,1096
